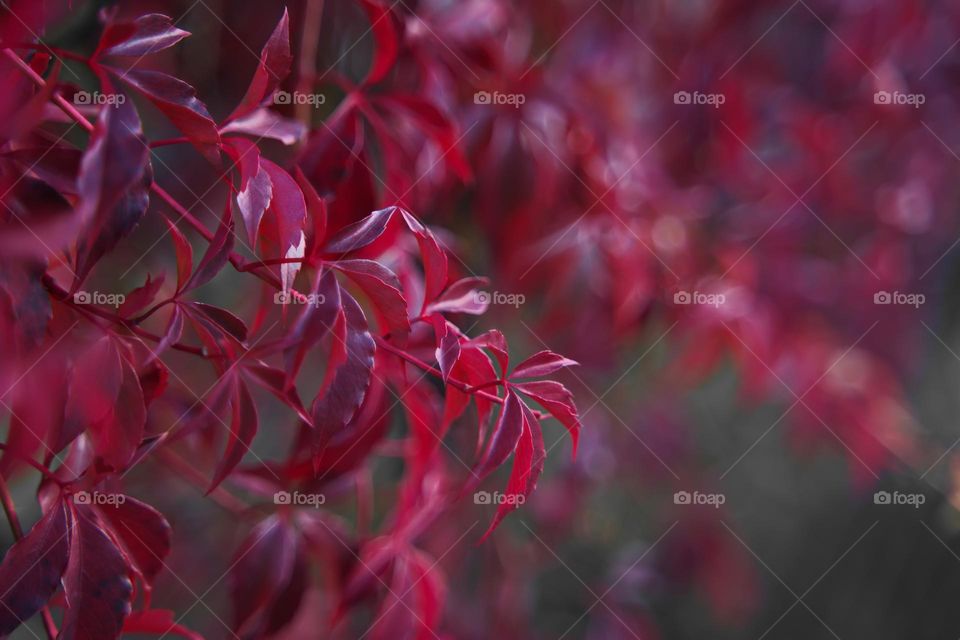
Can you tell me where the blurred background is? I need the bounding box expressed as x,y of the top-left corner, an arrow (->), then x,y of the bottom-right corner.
10,0 -> 960,637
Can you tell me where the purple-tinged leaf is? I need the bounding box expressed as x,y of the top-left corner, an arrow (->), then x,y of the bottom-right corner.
96,14 -> 189,58
226,9 -> 292,122
220,108 -> 306,146
260,159 -> 307,294
510,350 -> 578,380
514,380 -> 581,456
97,496 -> 172,594
209,378 -> 258,491
60,503 -> 135,640
331,259 -> 409,333
163,217 -> 193,291
0,500 -> 70,636
311,292 -> 375,454
229,516 -> 297,637
472,390 -> 523,482
324,206 -> 396,254
113,68 -> 220,162
74,97 -> 151,286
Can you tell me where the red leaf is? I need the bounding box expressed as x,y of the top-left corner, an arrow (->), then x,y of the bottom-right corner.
472,390 -> 523,482
229,515 -> 297,637
400,211 -> 449,311
96,14 -> 189,58
118,272 -> 165,318
226,9 -> 292,122
113,68 -> 220,162
514,380 -> 581,456
3,145 -> 81,195
283,269 -> 341,382
88,356 -> 146,471
324,206 -> 396,254
220,108 -> 306,146
60,503 -> 135,640
97,496 -> 172,594
386,95 -> 472,182
510,350 -> 578,380
185,203 -> 234,291
260,159 -> 307,294
0,500 -> 70,636
189,302 -> 249,343
60,336 -> 123,452
359,0 -> 399,85
311,292 -> 375,454
74,97 -> 151,285
209,378 -> 258,491
427,277 -> 490,315
163,217 -> 193,292
479,405 -> 534,540
293,165 -> 327,256
225,137 -> 271,246
331,259 -> 409,333
471,330 -> 509,376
